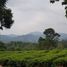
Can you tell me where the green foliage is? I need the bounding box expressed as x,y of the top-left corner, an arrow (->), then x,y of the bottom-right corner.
0,41 -> 6,50
0,0 -> 7,7
0,49 -> 66,66
0,40 -> 66,51
0,0 -> 14,30
60,40 -> 67,48
0,41 -> 38,51
38,28 -> 60,50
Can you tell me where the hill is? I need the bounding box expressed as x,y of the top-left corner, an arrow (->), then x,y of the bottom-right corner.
0,32 -> 42,43
0,32 -> 67,43
60,33 -> 67,40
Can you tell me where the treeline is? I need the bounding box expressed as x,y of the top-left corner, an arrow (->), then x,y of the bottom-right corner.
61,40 -> 67,48
0,41 -> 38,51
0,40 -> 67,51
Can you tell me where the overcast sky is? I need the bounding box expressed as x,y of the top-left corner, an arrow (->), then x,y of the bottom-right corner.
0,0 -> 67,35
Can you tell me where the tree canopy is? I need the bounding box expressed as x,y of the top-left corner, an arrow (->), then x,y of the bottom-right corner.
38,28 -> 60,49
0,0 -> 14,30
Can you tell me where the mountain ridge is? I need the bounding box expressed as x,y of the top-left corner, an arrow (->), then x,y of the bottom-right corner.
0,32 -> 67,43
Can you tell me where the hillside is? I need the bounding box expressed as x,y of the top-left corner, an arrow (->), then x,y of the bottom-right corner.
0,32 -> 67,43
0,32 -> 43,43
60,33 -> 67,40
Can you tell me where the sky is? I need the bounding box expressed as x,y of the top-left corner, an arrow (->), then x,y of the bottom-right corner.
0,0 -> 67,35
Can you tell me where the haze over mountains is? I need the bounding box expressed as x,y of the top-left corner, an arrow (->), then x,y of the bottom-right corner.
0,32 -> 67,43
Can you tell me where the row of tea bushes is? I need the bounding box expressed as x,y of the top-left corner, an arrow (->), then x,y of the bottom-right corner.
0,49 -> 67,67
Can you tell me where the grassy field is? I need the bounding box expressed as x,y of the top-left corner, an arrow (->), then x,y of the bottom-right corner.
0,49 -> 67,67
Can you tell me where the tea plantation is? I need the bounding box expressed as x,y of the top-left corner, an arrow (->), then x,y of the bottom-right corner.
0,49 -> 67,67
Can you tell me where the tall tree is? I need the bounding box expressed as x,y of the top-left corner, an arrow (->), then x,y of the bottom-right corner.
50,0 -> 67,17
38,28 -> 60,50
0,0 -> 14,30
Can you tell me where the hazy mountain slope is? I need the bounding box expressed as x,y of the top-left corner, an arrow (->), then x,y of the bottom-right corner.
60,33 -> 67,40
0,32 -> 42,43
0,32 -> 67,43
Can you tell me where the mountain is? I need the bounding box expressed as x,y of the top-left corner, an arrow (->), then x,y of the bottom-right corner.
0,32 -> 67,43
0,32 -> 43,43
60,33 -> 67,40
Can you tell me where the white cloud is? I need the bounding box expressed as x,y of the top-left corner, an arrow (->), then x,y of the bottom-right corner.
1,0 -> 67,35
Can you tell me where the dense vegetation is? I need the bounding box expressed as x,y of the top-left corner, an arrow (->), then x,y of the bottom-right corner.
0,41 -> 38,51
0,40 -> 67,51
38,28 -> 60,50
0,49 -> 66,67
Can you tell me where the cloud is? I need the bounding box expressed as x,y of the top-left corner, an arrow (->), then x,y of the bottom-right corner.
1,0 -> 67,35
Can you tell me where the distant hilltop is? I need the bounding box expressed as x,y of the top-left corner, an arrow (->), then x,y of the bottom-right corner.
0,32 -> 67,43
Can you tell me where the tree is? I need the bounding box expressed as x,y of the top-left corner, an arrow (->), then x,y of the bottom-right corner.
50,0 -> 67,17
0,0 -> 14,30
0,41 -> 6,50
38,28 -> 60,50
